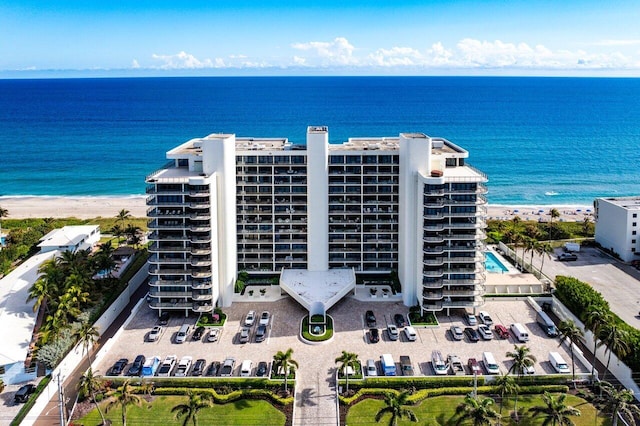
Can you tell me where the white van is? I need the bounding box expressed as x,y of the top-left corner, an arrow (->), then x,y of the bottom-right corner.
482,352 -> 500,375
175,324 -> 190,344
240,359 -> 253,377
431,350 -> 448,375
549,352 -> 570,374
510,323 -> 529,342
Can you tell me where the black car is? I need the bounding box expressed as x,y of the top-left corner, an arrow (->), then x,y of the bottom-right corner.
464,327 -> 480,342
369,328 -> 380,343
14,384 -> 36,403
365,310 -> 376,327
127,355 -> 146,376
256,325 -> 267,343
108,358 -> 129,376
191,359 -> 207,376
158,311 -> 170,325
256,361 -> 268,377
393,313 -> 407,327
192,326 -> 205,341
205,361 -> 220,377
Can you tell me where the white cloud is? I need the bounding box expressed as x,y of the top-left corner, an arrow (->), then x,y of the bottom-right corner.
151,51 -> 215,69
131,59 -> 140,69
291,37 -> 357,66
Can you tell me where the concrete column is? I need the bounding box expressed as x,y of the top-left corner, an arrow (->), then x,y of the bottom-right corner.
305,126 -> 329,271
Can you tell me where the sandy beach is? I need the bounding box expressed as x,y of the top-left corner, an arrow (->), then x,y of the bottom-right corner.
0,196 -> 594,222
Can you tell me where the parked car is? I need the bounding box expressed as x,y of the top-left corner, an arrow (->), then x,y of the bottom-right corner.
387,324 -> 399,341
157,355 -> 177,377
366,359 -> 378,376
450,325 -> 464,341
244,310 -> 256,327
403,326 -> 417,341
521,364 -> 535,375
207,328 -> 220,342
400,355 -> 414,376
369,328 -> 380,343
148,326 -> 162,342
558,252 -> 578,261
108,358 -> 129,376
127,355 -> 146,376
465,313 -> 478,326
494,324 -> 510,339
259,311 -> 270,326
393,313 -> 407,327
468,358 -> 482,375
477,324 -> 494,340
365,310 -> 376,327
175,356 -> 193,377
14,384 -> 36,403
478,311 -> 493,326
256,325 -> 267,343
205,361 -> 220,377
465,327 -> 480,342
239,327 -> 250,343
256,361 -> 269,377
192,326 -> 205,341
220,357 -> 236,377
158,311 -> 170,325
447,354 -> 464,375
191,358 -> 206,376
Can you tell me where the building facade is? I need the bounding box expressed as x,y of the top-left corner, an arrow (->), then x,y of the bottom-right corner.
146,127 -> 487,315
595,197 -> 640,262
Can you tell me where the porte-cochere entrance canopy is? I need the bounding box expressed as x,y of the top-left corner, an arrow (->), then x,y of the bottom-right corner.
279,268 -> 356,316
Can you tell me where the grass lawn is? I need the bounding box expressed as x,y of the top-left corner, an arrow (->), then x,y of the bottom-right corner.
75,395 -> 286,426
346,394 -> 610,426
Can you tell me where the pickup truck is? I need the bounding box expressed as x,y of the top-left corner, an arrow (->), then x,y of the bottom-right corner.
399,355 -> 414,376
558,252 -> 577,261
447,354 -> 464,375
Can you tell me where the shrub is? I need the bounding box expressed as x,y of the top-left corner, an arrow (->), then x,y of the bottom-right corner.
554,276 -> 609,322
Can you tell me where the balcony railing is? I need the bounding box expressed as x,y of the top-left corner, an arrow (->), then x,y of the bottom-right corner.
193,303 -> 213,312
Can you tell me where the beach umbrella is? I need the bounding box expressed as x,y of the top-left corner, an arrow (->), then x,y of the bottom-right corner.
538,209 -> 544,213
586,209 -> 592,212
576,209 -> 582,212
513,209 -> 519,213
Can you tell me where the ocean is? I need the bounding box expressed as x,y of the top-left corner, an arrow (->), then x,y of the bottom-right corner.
1,76 -> 639,205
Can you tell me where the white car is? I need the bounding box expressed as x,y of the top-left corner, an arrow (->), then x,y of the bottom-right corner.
156,355 -> 177,377
174,356 -> 193,377
207,328 -> 220,342
259,311 -> 270,326
478,324 -> 493,340
244,310 -> 256,327
465,313 -> 478,326
521,364 -> 535,375
404,326 -> 417,341
148,326 -> 162,342
387,324 -> 399,341
450,325 -> 464,341
366,359 -> 378,376
479,311 -> 494,326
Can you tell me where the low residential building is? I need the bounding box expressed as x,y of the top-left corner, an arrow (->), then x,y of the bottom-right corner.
595,197 -> 640,262
38,225 -> 100,253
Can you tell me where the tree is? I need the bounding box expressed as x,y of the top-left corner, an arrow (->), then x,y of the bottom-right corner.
111,224 -> 125,245
536,242 -> 553,277
454,394 -> 500,426
528,392 -> 580,426
105,379 -> 143,426
28,257 -> 64,314
125,224 -> 142,247
78,368 -> 107,426
375,391 -> 418,426
493,373 -> 518,418
73,320 -> 99,364
335,350 -> 358,394
506,345 -> 536,420
558,319 -> 584,381
117,209 -> 131,228
549,208 -> 561,240
597,382 -> 640,426
171,391 -> 212,426
600,322 -> 630,382
584,306 -> 611,380
273,348 -> 298,394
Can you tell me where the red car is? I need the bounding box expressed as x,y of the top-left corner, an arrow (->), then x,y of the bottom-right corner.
494,324 -> 510,339
468,358 -> 482,375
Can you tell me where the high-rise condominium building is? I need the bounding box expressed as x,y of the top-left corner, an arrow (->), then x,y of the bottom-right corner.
146,126 -> 487,316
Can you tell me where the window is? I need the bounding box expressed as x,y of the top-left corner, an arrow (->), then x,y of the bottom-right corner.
634,214 -> 638,218
633,248 -> 636,253
634,223 -> 638,227
633,240 -> 637,244
633,231 -> 637,235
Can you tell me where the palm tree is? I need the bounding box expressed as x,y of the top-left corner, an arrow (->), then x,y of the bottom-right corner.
549,208 -> 561,240
584,307 -> 611,380
105,379 -> 143,426
597,382 -> 640,426
528,392 -> 580,426
375,391 -> 418,425
558,319 -> 584,381
536,242 -> 553,278
28,257 -> 64,314
493,373 -> 518,419
73,320 -> 100,364
454,394 -> 500,426
111,224 -> 125,245
171,391 -> 212,426
117,209 -> 131,228
78,368 -> 107,425
506,345 -> 536,420
335,350 -> 358,394
600,322 -> 630,382
0,206 -> 8,250
125,224 -> 142,246
273,348 -> 298,394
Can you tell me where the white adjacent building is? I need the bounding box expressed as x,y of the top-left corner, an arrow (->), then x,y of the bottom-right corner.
38,225 -> 100,253
595,197 -> 640,262
146,126 -> 487,316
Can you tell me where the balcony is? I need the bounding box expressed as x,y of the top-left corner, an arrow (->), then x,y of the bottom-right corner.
149,256 -> 188,264
423,280 -> 444,289
192,292 -> 213,301
423,269 -> 444,277
191,258 -> 212,267
422,290 -> 443,299
149,290 -> 190,298
149,301 -> 192,310
149,279 -> 191,287
149,267 -> 189,275
148,243 -> 188,253
423,236 -> 445,244
189,201 -> 210,209
193,303 -> 213,312
423,257 -> 444,266
190,247 -> 212,255
191,270 -> 213,278
192,281 -> 213,290
148,232 -> 189,242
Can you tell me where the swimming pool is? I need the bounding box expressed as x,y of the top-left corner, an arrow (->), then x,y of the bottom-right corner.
485,251 -> 509,273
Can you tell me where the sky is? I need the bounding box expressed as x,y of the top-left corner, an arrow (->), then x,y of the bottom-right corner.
1,0 -> 640,77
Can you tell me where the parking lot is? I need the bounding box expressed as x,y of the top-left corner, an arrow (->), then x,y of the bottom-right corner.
96,296 -> 586,381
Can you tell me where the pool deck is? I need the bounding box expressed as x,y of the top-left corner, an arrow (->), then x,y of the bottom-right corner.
485,248 -> 545,293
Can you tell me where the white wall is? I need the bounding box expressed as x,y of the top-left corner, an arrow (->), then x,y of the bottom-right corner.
595,200 -> 637,263
306,127 -> 329,271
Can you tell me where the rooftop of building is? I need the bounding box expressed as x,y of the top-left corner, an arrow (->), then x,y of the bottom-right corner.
599,196 -> 640,210
38,225 -> 99,250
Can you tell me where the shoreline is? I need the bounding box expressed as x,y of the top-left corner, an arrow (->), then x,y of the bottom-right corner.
0,195 -> 593,222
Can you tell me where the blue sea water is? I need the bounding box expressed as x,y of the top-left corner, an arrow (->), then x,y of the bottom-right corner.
1,76 -> 639,205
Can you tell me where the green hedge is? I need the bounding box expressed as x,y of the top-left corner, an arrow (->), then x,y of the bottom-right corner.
554,275 -> 640,374
106,377 -> 276,390
152,387 -> 293,406
347,375 -> 486,390
10,375 -> 52,426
